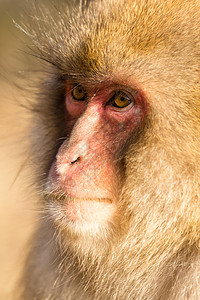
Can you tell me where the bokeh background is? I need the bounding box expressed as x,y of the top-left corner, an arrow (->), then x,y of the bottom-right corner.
0,1 -> 37,298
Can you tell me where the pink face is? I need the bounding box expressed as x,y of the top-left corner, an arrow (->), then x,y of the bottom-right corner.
47,81 -> 147,228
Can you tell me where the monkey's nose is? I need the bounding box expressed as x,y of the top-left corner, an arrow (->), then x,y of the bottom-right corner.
70,156 -> 81,165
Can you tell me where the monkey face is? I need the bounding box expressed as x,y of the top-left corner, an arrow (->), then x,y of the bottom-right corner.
45,80 -> 147,237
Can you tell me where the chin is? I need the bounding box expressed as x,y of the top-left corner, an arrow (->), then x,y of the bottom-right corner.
45,192 -> 120,250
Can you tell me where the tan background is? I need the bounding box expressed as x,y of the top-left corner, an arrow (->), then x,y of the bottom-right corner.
0,1 -> 36,298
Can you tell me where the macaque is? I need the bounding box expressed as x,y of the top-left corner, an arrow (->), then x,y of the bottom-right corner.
18,0 -> 200,299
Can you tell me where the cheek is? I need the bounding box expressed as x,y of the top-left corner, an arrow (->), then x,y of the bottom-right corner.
65,93 -> 87,119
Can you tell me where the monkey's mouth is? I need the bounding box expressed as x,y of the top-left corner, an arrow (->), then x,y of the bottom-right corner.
47,193 -> 116,224
64,197 -> 115,223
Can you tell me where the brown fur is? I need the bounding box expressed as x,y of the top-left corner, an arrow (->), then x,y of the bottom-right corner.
18,0 -> 200,299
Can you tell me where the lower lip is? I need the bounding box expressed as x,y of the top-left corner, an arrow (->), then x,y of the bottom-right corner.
64,198 -> 116,224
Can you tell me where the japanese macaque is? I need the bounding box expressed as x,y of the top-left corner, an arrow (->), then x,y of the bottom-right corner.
18,0 -> 200,299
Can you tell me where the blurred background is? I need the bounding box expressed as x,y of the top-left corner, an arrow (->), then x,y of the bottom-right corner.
0,1 -> 38,298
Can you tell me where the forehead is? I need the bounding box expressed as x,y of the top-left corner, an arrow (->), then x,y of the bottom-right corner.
34,0 -> 198,91
62,0 -> 194,76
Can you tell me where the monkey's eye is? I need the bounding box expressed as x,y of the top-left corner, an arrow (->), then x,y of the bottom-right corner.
111,92 -> 132,109
72,85 -> 87,101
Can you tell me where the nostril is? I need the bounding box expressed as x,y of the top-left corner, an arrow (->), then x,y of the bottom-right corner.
71,156 -> 81,165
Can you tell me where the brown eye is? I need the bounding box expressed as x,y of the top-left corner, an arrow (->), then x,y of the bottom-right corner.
72,85 -> 86,101
111,92 -> 132,109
